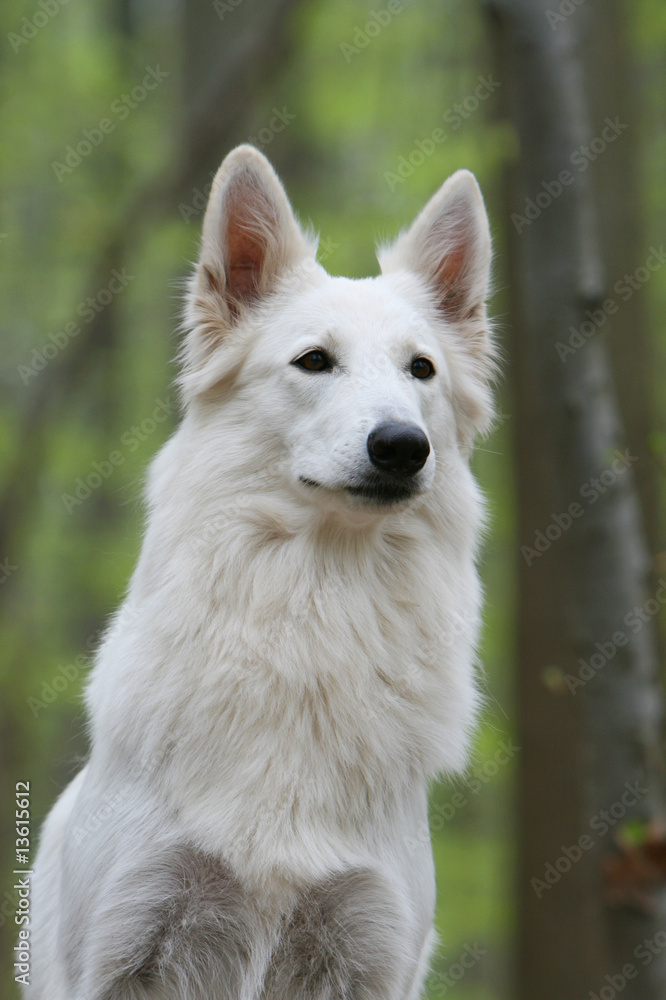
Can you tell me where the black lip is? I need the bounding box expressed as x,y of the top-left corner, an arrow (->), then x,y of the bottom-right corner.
346,481 -> 416,504
299,475 -> 417,505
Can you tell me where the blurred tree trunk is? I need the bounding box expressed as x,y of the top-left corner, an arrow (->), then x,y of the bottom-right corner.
181,0 -> 301,192
586,0 -> 663,570
488,1 -> 666,997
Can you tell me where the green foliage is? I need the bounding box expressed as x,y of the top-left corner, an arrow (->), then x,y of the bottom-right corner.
1,0 -> 664,997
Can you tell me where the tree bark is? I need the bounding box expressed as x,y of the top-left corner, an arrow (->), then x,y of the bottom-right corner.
585,0 -> 661,560
488,0 -> 666,996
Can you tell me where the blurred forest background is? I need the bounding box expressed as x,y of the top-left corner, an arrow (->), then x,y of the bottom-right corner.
1,0 -> 665,998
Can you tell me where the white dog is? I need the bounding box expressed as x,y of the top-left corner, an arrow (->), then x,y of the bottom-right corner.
26,145 -> 495,999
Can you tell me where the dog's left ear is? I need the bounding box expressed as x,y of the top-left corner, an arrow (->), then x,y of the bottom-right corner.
378,169 -> 491,339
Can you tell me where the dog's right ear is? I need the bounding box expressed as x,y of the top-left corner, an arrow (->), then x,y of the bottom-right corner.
181,145 -> 316,398
378,171 -> 496,442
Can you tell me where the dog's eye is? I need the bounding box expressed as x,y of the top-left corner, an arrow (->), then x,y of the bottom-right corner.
410,357 -> 435,379
293,350 -> 333,373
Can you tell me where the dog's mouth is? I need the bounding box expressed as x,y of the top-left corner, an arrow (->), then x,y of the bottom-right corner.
299,475 -> 419,506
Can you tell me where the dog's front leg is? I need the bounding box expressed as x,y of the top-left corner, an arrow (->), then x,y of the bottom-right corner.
63,843 -> 275,1000
259,867 -> 422,1000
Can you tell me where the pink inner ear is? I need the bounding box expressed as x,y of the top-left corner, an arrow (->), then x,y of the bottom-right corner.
224,207 -> 266,311
434,244 -> 469,318
438,242 -> 466,283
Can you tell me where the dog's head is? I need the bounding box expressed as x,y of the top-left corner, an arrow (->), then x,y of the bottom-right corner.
179,146 -> 495,521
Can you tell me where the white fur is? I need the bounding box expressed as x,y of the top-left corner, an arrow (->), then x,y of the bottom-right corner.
26,145 -> 495,999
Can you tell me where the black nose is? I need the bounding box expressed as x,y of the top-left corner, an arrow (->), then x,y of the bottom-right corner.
367,422 -> 430,477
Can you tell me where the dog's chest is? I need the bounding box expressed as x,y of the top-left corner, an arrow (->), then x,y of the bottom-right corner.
154,582 -> 463,878
92,530 -> 478,882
